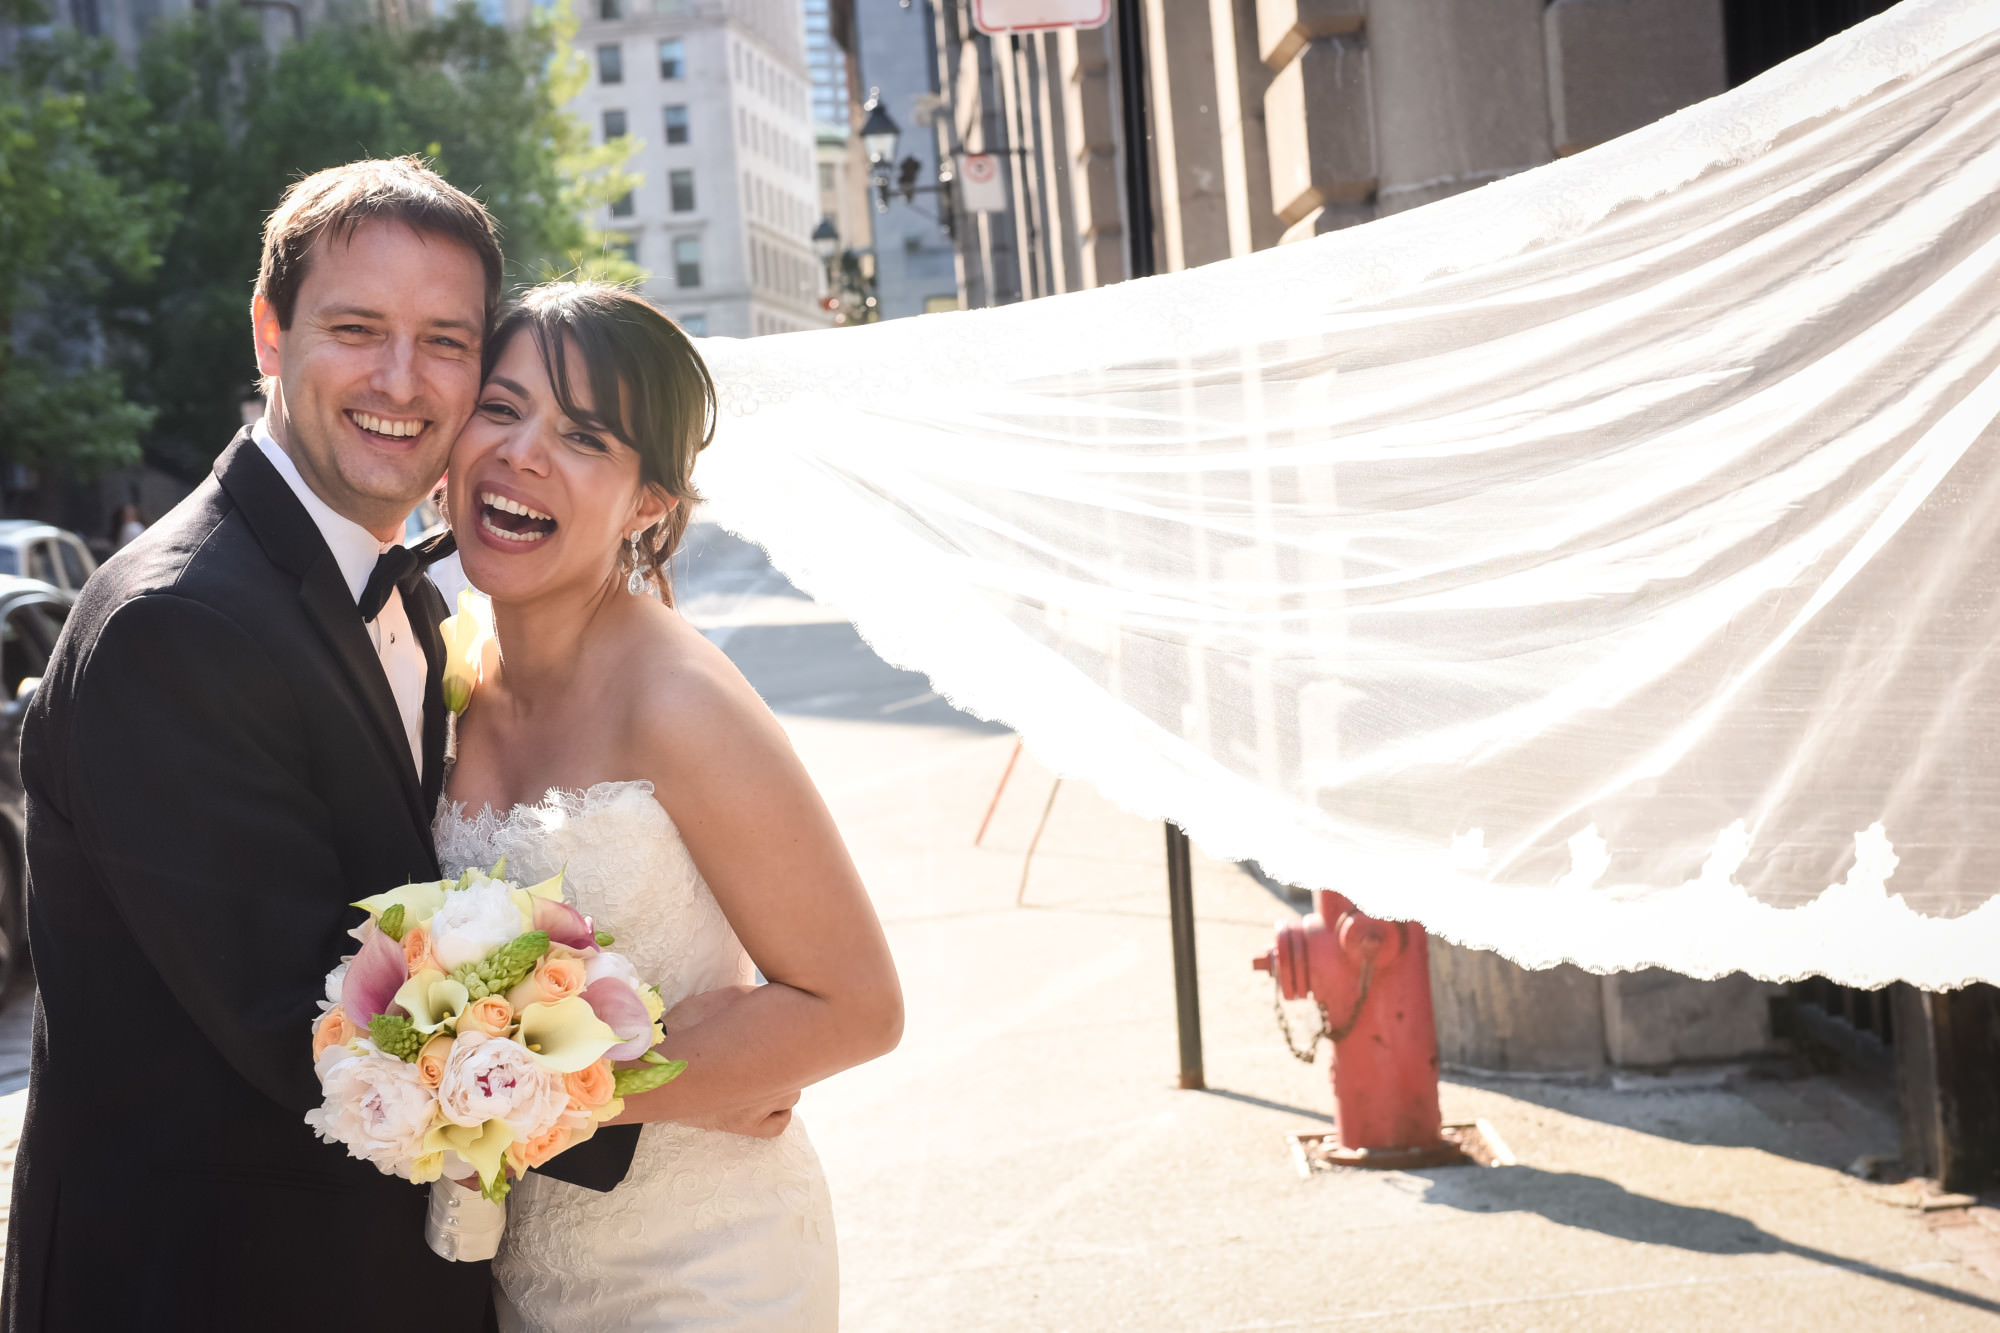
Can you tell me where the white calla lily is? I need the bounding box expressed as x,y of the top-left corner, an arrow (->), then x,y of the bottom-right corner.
393,970 -> 471,1034
516,996 -> 621,1073
353,878 -> 451,927
423,1118 -> 514,1195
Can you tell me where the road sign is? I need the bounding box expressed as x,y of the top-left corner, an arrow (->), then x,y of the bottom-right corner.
971,0 -> 1109,35
958,153 -> 1007,213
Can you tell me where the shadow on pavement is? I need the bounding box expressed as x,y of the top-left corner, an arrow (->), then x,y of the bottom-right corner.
679,525 -> 1008,734
1419,1164 -> 2000,1314
1198,1087 -> 1334,1125
717,620 -> 1010,734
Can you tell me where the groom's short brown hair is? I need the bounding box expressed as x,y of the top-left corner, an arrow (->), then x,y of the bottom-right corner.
256,156 -> 504,331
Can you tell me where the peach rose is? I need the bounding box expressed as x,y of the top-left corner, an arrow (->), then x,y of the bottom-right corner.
456,995 -> 515,1038
507,955 -> 589,1010
505,1125 -> 573,1175
416,1034 -> 454,1088
312,1007 -> 364,1061
402,924 -> 438,975
564,1058 -> 616,1110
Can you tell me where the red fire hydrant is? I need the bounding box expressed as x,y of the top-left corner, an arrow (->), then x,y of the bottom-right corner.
1252,890 -> 1464,1168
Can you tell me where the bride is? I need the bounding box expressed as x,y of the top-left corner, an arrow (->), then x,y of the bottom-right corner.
434,281 -> 903,1330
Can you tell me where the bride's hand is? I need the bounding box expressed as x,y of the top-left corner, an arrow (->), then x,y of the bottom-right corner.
611,1087 -> 800,1137
616,985 -> 800,1136
693,1090 -> 801,1138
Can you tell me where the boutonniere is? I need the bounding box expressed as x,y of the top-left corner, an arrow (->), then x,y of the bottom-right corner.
439,589 -> 494,763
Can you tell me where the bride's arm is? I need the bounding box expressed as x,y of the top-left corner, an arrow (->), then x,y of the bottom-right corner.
606,640 -> 904,1129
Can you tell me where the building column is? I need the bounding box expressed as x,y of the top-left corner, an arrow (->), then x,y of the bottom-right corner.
1545,0 -> 1726,157
1210,0 -> 1282,257
1256,0 -> 1376,243
1367,0 -> 1553,217
1143,0 -> 1232,270
1056,24 -> 1126,288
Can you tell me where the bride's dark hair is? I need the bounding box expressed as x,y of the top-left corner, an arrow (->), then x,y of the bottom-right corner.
484,282 -> 716,604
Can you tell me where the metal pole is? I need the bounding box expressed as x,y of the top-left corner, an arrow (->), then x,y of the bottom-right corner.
1115,0 -> 1200,1090
1165,822 -> 1204,1089
1113,0 -> 1156,283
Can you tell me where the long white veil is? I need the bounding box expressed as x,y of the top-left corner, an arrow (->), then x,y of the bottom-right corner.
694,0 -> 2000,989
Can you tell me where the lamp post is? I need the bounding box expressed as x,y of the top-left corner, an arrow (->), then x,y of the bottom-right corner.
812,217 -> 878,326
861,89 -> 901,168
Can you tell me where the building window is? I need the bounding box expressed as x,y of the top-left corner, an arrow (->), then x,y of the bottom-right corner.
674,236 -> 702,289
597,43 -> 623,84
599,0 -> 620,17
602,108 -> 628,140
663,105 -> 689,145
612,235 -> 638,265
679,312 -> 708,336
610,190 -> 634,218
659,37 -> 684,79
670,170 -> 696,212
819,163 -> 835,193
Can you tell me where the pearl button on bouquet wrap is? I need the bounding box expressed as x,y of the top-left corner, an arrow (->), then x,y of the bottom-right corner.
306,858 -> 684,1260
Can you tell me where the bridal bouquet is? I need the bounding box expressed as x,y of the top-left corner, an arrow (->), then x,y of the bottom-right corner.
305,860 -> 683,1204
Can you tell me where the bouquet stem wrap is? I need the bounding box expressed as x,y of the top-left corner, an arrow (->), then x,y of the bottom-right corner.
426,1177 -> 506,1262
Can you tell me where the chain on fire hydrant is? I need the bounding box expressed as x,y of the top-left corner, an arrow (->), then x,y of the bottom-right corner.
1252,890 -> 1467,1168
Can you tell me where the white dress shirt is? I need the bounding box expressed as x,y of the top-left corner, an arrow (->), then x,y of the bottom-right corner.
253,420 -> 428,779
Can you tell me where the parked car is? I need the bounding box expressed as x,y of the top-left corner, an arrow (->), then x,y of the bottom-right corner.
0,577 -> 75,1003
0,522 -> 96,594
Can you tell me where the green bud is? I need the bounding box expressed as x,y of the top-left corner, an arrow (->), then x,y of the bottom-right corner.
481,1172 -> 513,1204
450,931 -> 551,1001
369,1014 -> 425,1062
594,930 -> 616,948
612,1059 -> 687,1098
378,903 -> 407,944
489,855 -> 508,880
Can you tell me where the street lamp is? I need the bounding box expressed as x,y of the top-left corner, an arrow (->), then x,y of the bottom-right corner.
811,218 -> 839,263
860,89 -> 900,165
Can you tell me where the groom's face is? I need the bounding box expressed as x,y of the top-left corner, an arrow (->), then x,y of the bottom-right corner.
251,219 -> 487,541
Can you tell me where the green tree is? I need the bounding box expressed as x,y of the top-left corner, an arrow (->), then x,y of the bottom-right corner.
0,1 -> 175,476
101,1 -> 638,477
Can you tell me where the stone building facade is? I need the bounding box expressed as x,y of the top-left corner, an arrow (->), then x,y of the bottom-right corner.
928,0 -> 1893,300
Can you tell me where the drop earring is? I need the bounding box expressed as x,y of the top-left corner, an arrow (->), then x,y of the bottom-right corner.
627,532 -> 650,596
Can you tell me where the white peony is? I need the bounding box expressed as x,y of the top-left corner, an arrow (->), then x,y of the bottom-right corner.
305,1046 -> 438,1178
324,959 -> 351,1007
429,880 -> 526,971
434,1031 -> 569,1139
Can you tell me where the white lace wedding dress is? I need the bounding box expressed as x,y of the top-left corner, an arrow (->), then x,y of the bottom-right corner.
435,780 -> 839,1331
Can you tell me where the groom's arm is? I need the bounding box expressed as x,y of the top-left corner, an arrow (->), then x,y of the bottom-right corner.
535,1124 -> 639,1191
60,594 -> 357,1114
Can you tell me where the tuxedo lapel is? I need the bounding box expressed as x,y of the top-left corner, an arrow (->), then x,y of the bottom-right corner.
213,433 -> 430,837
409,575 -> 450,813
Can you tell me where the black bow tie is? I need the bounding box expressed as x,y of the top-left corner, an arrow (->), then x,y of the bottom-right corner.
358,531 -> 456,622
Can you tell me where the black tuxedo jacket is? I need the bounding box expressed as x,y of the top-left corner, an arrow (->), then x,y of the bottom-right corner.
2,434 -> 635,1332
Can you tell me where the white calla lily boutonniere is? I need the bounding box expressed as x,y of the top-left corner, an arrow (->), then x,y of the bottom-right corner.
438,589 -> 495,762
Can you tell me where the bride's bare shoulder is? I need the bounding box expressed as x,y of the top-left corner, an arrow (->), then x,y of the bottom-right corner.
611,600 -> 792,774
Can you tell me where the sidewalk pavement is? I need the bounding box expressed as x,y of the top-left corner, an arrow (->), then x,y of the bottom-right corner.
687,525 -> 2000,1331
0,524 -> 1996,1327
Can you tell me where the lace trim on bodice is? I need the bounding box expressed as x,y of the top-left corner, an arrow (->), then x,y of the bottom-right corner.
435,780 -> 746,1006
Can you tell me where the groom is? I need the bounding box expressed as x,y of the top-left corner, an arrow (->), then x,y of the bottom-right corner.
2,158 -> 636,1331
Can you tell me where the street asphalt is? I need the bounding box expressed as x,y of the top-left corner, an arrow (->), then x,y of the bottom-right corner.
0,520 -> 1995,1327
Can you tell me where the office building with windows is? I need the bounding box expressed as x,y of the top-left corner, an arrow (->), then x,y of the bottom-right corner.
555,0 -> 829,337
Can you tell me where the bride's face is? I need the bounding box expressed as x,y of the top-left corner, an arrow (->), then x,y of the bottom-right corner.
447,330 -> 667,603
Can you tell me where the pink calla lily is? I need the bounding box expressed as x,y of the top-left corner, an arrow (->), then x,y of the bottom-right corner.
580,978 -> 654,1060
532,896 -> 599,952
341,923 -> 409,1024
